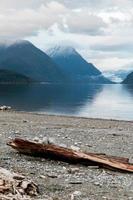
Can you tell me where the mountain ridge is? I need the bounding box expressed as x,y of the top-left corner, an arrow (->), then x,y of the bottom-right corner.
0,40 -> 112,84
122,72 -> 133,84
0,40 -> 65,82
47,45 -> 112,83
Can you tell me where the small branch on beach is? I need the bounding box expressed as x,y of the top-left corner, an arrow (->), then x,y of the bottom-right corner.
0,167 -> 38,200
7,138 -> 133,173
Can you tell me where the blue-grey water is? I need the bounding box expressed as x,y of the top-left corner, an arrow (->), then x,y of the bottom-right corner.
0,84 -> 132,121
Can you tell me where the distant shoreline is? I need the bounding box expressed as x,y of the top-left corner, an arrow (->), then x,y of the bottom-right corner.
6,109 -> 133,123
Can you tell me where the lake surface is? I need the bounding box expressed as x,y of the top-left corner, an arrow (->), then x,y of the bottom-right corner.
0,84 -> 133,121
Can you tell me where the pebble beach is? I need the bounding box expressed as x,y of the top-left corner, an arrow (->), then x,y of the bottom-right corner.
0,111 -> 133,200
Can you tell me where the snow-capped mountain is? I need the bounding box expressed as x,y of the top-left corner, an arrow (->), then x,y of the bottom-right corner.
47,45 -> 78,57
47,45 -> 112,83
0,41 -> 112,84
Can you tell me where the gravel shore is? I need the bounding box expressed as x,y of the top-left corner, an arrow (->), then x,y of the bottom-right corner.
0,111 -> 133,200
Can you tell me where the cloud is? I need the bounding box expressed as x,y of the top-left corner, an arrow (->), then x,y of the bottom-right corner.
91,43 -> 133,52
0,0 -> 43,10
0,0 -> 133,70
0,0 -> 108,39
0,0 -> 132,39
63,12 -> 107,35
0,1 -> 67,39
43,0 -> 133,11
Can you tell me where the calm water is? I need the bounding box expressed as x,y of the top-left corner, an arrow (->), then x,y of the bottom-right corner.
0,84 -> 132,121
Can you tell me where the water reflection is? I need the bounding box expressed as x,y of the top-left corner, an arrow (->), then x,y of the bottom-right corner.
79,84 -> 133,120
0,84 -> 103,114
0,84 -> 132,120
123,84 -> 133,97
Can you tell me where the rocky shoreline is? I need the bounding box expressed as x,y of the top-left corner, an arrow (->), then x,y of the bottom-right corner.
0,111 -> 133,200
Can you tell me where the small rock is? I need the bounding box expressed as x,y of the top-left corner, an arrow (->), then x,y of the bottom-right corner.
59,143 -> 67,148
33,137 -> 40,142
67,168 -> 79,174
94,182 -> 101,186
73,191 -> 82,196
70,145 -> 80,151
48,137 -> 56,144
42,137 -> 49,144
15,130 -> 20,134
40,175 -> 47,179
85,144 -> 92,147
77,142 -> 82,145
69,181 -> 82,185
47,174 -> 58,178
62,166 -> 67,171
102,196 -> 107,199
71,191 -> 82,200
112,133 -> 121,136
23,120 -> 28,123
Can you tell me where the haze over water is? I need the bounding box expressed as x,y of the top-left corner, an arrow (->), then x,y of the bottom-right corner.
0,84 -> 132,121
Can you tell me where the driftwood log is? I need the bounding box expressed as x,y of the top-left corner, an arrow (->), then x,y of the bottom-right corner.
7,138 -> 133,173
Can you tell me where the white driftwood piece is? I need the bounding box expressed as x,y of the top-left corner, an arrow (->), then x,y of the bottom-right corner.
0,167 -> 38,200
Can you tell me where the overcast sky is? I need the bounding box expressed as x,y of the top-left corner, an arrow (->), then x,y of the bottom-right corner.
0,0 -> 133,71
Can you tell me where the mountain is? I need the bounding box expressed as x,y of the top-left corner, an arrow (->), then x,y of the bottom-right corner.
0,40 -> 65,82
103,69 -> 132,83
47,46 -> 112,83
0,69 -> 32,84
122,72 -> 133,84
